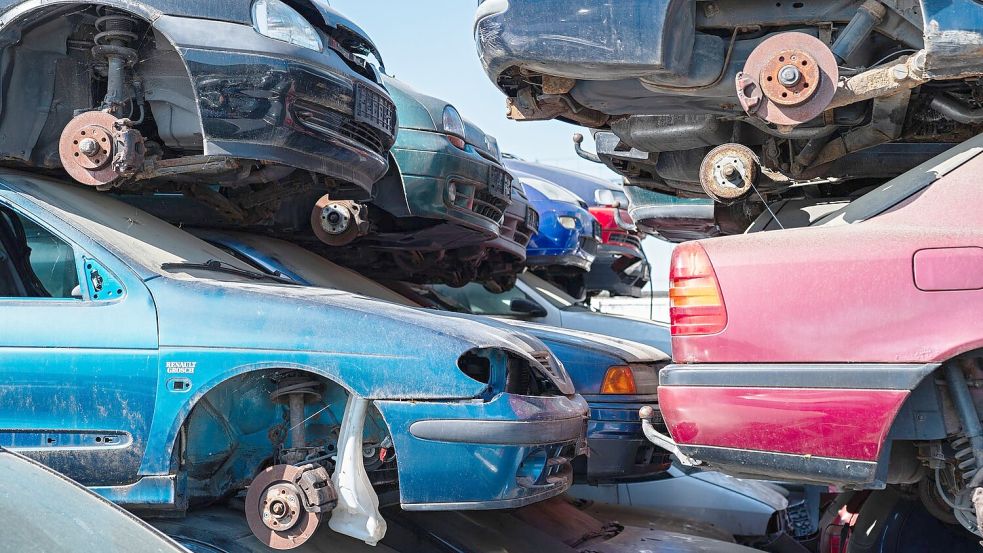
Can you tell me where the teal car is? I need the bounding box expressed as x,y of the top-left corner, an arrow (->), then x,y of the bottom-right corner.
320,76 -> 514,287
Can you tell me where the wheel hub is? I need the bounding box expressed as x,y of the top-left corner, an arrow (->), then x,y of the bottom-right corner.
58,110 -> 144,188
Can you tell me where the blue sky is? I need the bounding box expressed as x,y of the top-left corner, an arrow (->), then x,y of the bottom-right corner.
332,0 -> 617,181
331,1 -> 674,290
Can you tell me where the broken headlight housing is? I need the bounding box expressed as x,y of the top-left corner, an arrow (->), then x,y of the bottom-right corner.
253,0 -> 323,52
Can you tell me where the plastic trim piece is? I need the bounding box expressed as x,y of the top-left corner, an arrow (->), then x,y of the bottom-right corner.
408,417 -> 585,445
660,363 -> 939,390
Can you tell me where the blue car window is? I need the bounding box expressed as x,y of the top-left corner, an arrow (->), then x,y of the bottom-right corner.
0,206 -> 79,298
432,282 -> 536,316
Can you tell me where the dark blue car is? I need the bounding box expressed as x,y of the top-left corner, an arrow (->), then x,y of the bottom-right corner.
519,172 -> 600,300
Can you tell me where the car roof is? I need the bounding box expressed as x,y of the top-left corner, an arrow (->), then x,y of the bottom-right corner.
0,449 -> 185,552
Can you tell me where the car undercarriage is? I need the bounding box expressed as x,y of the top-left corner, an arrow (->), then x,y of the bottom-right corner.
477,0 -> 983,232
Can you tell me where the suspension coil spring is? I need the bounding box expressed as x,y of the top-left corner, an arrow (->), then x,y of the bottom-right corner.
952,433 -> 980,483
270,376 -> 323,404
91,8 -> 139,67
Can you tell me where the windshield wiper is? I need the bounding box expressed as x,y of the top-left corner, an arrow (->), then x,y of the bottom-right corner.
160,259 -> 298,285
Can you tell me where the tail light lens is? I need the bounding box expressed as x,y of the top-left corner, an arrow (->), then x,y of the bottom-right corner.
614,209 -> 636,231
600,365 -> 636,394
669,242 -> 727,336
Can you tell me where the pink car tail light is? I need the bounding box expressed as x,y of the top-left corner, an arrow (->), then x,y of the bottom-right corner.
669,242 -> 727,336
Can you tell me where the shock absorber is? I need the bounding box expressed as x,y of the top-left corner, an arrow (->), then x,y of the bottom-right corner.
92,8 -> 139,115
270,375 -> 323,454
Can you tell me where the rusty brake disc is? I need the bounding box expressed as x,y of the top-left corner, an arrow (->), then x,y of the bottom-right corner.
736,32 -> 839,127
245,464 -> 323,550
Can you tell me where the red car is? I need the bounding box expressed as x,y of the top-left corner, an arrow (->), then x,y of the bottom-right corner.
643,137 -> 983,545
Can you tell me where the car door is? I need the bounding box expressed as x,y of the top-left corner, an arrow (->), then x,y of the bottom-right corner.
0,197 -> 159,486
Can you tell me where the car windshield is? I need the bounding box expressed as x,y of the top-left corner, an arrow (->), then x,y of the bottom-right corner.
1,176 -> 269,283
519,272 -> 588,311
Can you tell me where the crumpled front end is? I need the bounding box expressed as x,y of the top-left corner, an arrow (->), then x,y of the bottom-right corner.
376,392 -> 588,509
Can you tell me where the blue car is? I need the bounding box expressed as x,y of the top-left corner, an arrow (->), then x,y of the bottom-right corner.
518,171 -> 600,300
194,231 -> 673,485
0,172 -> 587,549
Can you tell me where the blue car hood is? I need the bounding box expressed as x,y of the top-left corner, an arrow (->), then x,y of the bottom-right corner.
147,277 -> 575,397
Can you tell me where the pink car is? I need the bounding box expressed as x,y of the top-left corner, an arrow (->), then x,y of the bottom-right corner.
643,137 -> 983,541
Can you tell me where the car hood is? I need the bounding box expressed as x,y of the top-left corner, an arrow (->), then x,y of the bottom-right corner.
382,75 -> 448,132
308,1 -> 386,70
146,277 -> 574,398
490,318 -> 668,363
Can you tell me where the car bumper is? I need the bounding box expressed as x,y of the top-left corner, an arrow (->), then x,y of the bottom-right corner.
155,16 -> 397,197
375,393 -> 588,510
527,251 -> 594,271
577,395 -> 671,484
474,0 -> 691,84
655,363 -> 939,485
586,247 -> 650,297
483,200 -> 537,262
380,129 -> 511,243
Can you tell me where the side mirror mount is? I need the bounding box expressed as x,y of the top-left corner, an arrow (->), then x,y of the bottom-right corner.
510,298 -> 547,318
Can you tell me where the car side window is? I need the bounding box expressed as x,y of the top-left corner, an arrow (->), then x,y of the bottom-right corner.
0,205 -> 80,299
443,282 -> 538,316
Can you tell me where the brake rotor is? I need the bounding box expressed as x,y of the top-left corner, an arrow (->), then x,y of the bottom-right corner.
310,195 -> 364,246
245,464 -> 323,550
59,111 -> 121,187
736,32 -> 838,126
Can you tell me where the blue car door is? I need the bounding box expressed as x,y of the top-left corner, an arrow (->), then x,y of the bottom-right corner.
0,196 -> 159,486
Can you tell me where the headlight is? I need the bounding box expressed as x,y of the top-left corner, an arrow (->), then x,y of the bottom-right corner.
485,135 -> 502,162
252,0 -> 323,52
557,216 -> 578,230
442,105 -> 467,149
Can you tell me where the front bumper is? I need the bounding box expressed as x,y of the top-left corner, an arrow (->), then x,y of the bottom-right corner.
586,245 -> 650,297
576,395 -> 671,484
653,363 -> 939,485
155,16 -> 397,197
375,393 -> 588,510
388,129 -> 511,232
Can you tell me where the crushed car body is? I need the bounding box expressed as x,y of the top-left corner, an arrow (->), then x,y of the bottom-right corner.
0,171 -> 587,549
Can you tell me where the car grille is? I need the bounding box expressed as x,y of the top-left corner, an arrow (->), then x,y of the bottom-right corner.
291,98 -> 394,157
472,188 -> 509,223
530,351 -> 564,382
608,231 -> 642,249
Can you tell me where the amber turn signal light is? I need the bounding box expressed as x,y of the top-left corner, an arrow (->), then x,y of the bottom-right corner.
601,365 -> 636,394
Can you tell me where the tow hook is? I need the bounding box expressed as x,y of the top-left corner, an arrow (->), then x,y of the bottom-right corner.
639,405 -> 703,468
311,195 -> 370,246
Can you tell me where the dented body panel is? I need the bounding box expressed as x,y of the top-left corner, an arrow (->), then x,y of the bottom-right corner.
0,171 -> 587,513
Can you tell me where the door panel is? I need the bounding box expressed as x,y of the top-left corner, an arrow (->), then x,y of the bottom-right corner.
0,200 -> 159,485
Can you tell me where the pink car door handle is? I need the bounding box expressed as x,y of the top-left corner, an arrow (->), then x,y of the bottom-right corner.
913,247 -> 983,291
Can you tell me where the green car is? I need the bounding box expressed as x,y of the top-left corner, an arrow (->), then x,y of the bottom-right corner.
318,76 -> 514,286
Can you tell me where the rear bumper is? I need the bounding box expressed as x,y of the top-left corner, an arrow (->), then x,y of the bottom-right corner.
474,0 -> 693,84
375,393 -> 588,510
655,363 -> 939,485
